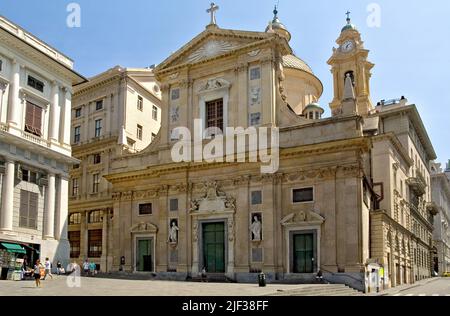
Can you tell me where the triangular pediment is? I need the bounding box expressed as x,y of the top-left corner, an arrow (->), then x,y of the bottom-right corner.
155,27 -> 288,73
281,211 -> 325,227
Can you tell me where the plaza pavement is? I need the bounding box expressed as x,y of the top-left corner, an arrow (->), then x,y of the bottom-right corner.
0,276 -> 319,296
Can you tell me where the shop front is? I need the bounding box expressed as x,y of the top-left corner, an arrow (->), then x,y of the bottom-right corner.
0,241 -> 40,280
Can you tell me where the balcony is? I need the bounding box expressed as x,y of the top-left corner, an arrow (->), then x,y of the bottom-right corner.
21,130 -> 51,148
407,168 -> 427,196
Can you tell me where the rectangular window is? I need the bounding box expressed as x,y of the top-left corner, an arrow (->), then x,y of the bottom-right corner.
73,164 -> 80,170
152,105 -> 158,121
171,89 -> 180,100
74,126 -> 81,143
151,133 -> 156,141
206,98 -> 224,134
170,199 -> 178,212
69,231 -> 81,258
24,101 -> 43,136
95,119 -> 102,138
92,174 -> 100,193
75,108 -> 82,118
137,96 -> 143,111
249,112 -> 261,126
19,190 -> 38,229
137,125 -> 143,140
21,169 -> 38,184
27,75 -> 44,92
88,230 -> 102,258
251,191 -> 262,205
96,100 -> 103,111
250,67 -> 261,80
93,153 -> 101,164
72,178 -> 79,196
293,188 -> 314,203
139,203 -> 153,215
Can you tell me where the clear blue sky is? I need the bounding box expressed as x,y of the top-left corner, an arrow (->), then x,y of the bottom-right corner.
1,0 -> 449,166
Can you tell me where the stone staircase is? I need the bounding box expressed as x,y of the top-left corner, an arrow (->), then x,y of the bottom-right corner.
269,284 -> 363,296
189,273 -> 235,283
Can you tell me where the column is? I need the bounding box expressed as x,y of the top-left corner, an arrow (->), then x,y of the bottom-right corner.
80,212 -> 88,259
7,61 -> 20,131
60,88 -> 72,147
101,209 -> 108,272
55,177 -> 69,240
43,174 -> 56,239
0,160 -> 15,231
0,82 -> 7,124
105,95 -> 111,137
48,82 -> 60,143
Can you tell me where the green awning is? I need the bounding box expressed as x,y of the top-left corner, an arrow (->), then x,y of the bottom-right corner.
1,243 -> 26,254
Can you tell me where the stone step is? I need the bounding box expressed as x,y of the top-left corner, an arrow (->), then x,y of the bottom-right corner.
271,285 -> 362,296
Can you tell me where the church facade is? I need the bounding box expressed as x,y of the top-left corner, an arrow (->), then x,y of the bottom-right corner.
102,8 -> 437,292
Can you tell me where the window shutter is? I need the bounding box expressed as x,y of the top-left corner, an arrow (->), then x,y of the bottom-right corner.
34,106 -> 43,136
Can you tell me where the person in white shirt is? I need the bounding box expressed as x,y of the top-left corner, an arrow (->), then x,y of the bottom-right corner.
43,258 -> 53,280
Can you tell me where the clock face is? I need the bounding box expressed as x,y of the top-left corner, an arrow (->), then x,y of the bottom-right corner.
342,40 -> 355,53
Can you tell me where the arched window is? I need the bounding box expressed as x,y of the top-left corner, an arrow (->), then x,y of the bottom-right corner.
69,213 -> 81,225
88,210 -> 103,223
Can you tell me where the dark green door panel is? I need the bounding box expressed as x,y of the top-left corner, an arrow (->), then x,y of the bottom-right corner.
203,223 -> 225,273
293,234 -> 314,273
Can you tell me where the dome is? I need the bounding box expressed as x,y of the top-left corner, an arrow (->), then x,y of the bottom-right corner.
282,55 -> 314,75
304,102 -> 324,114
341,23 -> 357,32
265,6 -> 291,41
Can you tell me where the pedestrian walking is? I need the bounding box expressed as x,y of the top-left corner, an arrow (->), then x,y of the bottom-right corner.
33,259 -> 43,288
43,258 -> 53,280
83,259 -> 90,276
89,261 -> 96,277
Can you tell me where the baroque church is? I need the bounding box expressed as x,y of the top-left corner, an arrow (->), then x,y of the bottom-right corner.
102,6 -> 437,292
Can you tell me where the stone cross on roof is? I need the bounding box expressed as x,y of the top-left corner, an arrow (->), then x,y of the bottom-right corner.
207,3 -> 219,25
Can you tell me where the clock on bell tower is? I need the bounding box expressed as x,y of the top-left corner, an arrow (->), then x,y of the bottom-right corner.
328,12 -> 375,116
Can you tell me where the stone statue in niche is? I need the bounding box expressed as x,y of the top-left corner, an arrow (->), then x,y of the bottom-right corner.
250,214 -> 262,241
170,106 -> 179,123
168,219 -> 179,243
250,87 -> 261,105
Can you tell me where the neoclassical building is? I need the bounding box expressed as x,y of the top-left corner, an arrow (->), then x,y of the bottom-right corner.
431,162 -> 450,275
68,66 -> 162,271
103,8 -> 437,292
0,15 -> 85,272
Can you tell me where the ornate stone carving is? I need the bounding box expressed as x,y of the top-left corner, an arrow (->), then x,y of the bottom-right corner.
130,222 -> 158,234
247,50 -> 261,57
122,191 -> 133,201
189,181 -> 236,214
193,221 -> 199,242
168,73 -> 179,80
112,192 -> 121,201
228,218 -> 235,242
198,78 -> 231,93
281,211 -> 325,226
234,62 -> 248,73
187,40 -> 239,63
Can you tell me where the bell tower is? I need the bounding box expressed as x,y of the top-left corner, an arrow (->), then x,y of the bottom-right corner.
328,12 -> 374,116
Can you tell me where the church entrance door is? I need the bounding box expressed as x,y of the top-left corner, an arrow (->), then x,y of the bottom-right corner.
293,233 -> 314,273
136,238 -> 153,272
202,222 -> 225,273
